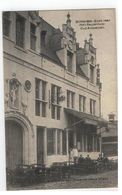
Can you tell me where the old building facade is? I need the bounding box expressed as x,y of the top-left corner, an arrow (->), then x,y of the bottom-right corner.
3,11 -> 106,169
101,114 -> 117,157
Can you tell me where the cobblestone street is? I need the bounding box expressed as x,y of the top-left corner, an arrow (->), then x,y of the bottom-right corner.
7,170 -> 117,190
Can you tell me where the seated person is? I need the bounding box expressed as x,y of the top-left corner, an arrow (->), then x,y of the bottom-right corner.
78,154 -> 84,164
85,154 -> 91,163
103,155 -> 109,163
97,154 -> 104,162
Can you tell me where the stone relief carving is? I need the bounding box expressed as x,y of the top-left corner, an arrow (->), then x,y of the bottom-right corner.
9,78 -> 20,108
5,74 -> 32,116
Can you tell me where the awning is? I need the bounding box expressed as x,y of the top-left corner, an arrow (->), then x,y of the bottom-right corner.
64,108 -> 108,127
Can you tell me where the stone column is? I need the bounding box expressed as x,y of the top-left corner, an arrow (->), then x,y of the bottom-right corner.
66,130 -> 69,155
95,136 -> 98,152
81,134 -> 84,152
99,136 -> 102,154
29,125 -> 37,164
85,135 -> 88,152
23,130 -> 29,164
73,131 -> 77,147
55,129 -> 57,155
92,135 -> 95,152
43,127 -> 47,165
60,131 -> 62,154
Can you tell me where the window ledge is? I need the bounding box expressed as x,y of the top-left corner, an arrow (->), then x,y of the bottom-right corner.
89,81 -> 96,87
14,45 -> 28,53
3,35 -> 12,42
35,99 -> 47,103
66,70 -> 76,77
51,103 -> 61,107
28,49 -> 40,56
51,118 -> 60,121
67,107 -> 75,110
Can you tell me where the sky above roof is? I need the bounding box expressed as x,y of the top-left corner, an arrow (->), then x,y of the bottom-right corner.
39,9 -> 117,120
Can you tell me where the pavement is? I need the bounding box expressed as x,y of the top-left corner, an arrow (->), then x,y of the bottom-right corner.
7,170 -> 118,190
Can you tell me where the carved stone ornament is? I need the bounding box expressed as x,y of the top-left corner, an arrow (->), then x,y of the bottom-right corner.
24,80 -> 32,92
9,78 -> 20,108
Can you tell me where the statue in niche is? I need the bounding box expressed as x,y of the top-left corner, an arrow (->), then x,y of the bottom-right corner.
9,78 -> 20,108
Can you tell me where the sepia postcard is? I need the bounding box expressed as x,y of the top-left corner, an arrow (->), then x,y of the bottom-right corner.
2,9 -> 117,190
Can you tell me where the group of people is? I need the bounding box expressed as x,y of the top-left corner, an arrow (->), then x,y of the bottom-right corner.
69,146 -> 109,165
97,153 -> 109,163
69,146 -> 92,164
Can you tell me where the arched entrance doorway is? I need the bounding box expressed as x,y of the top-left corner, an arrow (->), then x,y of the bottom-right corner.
5,111 -> 34,170
5,120 -> 23,170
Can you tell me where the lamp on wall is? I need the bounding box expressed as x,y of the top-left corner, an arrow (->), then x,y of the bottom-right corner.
58,95 -> 65,102
48,89 -> 66,109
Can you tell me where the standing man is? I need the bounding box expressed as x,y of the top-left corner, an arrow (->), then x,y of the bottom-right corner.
72,145 -> 79,164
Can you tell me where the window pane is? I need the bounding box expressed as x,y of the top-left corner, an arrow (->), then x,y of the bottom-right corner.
67,90 -> 70,108
67,90 -> 75,109
79,96 -> 82,111
51,105 -> 55,119
83,97 -> 86,112
42,81 -> 46,100
90,99 -> 92,114
35,78 -> 47,117
67,51 -> 73,73
79,96 -> 86,112
51,85 -> 61,120
3,12 -> 10,18
57,130 -> 60,154
57,107 -> 60,120
93,101 -> 96,115
62,131 -> 66,155
47,129 -> 55,155
41,31 -> 47,47
30,23 -> 36,34
3,16 -> 10,37
42,102 -> 46,117
90,99 -> 96,115
57,87 -> 60,104
51,85 -> 55,103
90,65 -> 94,83
30,23 -> 36,50
16,14 -> 25,48
35,79 -> 40,99
35,100 -> 40,116
71,92 -> 74,108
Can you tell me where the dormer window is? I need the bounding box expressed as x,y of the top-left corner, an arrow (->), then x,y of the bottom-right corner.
30,23 -> 36,50
67,50 -> 73,73
90,56 -> 94,64
16,14 -> 25,48
90,65 -> 94,83
41,30 -> 47,47
3,12 -> 11,37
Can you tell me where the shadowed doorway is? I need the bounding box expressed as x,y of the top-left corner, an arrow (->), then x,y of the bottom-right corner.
5,120 -> 23,170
